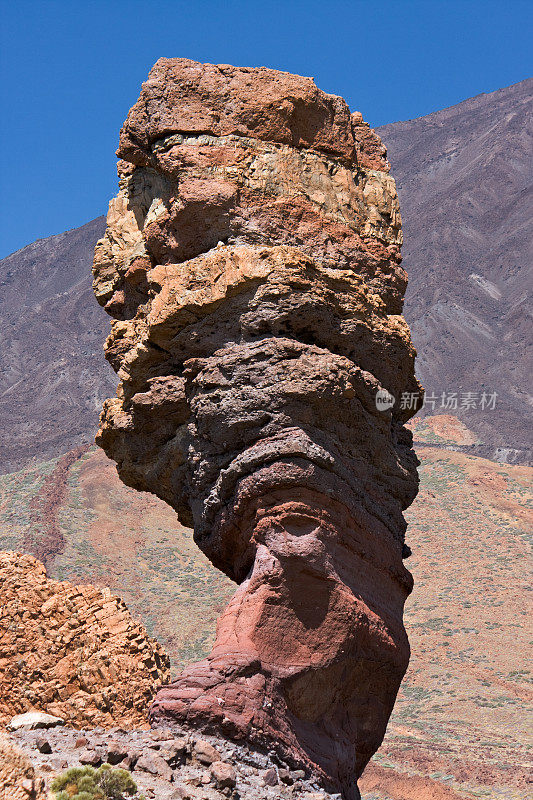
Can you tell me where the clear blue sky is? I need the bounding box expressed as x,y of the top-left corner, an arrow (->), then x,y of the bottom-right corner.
1,0 -> 531,258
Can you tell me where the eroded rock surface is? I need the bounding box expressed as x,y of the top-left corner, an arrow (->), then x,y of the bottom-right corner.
93,58 -> 421,799
0,552 -> 169,729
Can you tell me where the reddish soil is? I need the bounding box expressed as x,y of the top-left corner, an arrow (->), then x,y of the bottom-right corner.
360,763 -> 468,799
23,444 -> 90,567
407,414 -> 479,446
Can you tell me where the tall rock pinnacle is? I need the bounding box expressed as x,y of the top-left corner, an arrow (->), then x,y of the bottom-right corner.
93,58 -> 422,799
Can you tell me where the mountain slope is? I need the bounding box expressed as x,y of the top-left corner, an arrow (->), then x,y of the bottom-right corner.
0,217 -> 113,473
378,77 -> 532,463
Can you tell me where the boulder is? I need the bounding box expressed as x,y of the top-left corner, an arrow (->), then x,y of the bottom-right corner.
8,712 -> 64,731
135,752 -> 173,781
159,739 -> 188,766
106,740 -> 129,765
262,767 -> 278,786
34,735 -> 52,755
78,748 -> 103,766
193,739 -> 222,766
210,760 -> 237,789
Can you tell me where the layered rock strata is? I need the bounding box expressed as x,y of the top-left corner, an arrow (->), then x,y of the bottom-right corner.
0,552 -> 170,728
93,58 -> 421,799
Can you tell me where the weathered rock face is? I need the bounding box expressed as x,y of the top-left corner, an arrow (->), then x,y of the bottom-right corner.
93,58 -> 421,799
0,552 -> 169,729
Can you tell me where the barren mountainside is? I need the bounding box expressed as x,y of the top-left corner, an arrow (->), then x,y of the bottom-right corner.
0,216 -> 110,473
378,77 -> 532,463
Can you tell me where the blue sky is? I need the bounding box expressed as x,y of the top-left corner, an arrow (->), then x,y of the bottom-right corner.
1,0 -> 531,258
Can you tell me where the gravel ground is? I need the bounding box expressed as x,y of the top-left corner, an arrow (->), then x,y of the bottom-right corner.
9,724 -> 353,799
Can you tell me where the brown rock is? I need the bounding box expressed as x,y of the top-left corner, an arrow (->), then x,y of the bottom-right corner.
0,551 -> 170,729
278,768 -> 293,785
170,788 -> 193,800
106,740 -> 129,764
48,757 -> 68,771
117,58 -> 357,168
34,735 -> 52,755
193,739 -> 222,765
262,767 -> 278,786
159,739 -> 188,766
136,752 -> 173,781
74,736 -> 89,748
94,59 -> 421,800
210,760 -> 237,789
117,752 -> 140,771
149,727 -> 175,742
78,749 -> 102,766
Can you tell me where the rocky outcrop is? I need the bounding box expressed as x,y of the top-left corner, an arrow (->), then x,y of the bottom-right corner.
0,734 -> 46,800
93,59 -> 421,799
0,552 -> 169,729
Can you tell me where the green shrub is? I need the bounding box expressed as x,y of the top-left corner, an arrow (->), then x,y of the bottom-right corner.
51,764 -> 137,800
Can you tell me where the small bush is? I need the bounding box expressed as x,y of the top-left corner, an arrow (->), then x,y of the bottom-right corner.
51,764 -> 137,800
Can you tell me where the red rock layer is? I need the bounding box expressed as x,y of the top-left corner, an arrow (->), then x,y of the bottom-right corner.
93,59 -> 421,799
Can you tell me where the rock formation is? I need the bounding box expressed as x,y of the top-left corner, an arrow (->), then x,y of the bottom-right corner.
0,552 -> 169,728
0,734 -> 46,800
93,58 -> 421,799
